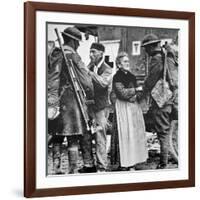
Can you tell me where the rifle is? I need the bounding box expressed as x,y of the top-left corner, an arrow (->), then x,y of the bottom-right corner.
54,28 -> 93,131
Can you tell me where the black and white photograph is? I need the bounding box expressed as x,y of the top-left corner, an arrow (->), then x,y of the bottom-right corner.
23,2 -> 195,197
47,23 -> 179,175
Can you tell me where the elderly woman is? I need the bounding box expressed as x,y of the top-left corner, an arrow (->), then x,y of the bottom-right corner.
110,52 -> 148,171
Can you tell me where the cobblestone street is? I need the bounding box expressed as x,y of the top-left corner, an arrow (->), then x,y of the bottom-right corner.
48,123 -> 178,175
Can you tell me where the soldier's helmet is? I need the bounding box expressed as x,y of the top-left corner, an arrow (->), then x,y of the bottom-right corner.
62,27 -> 82,41
141,33 -> 161,47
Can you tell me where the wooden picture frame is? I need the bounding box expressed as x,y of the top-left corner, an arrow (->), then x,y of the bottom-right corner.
24,1 -> 195,197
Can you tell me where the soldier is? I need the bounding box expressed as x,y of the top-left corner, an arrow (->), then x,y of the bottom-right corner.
48,40 -> 64,174
48,27 -> 94,173
78,43 -> 113,173
138,34 -> 177,169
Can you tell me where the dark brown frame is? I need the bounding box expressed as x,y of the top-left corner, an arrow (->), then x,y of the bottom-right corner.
24,1 -> 195,198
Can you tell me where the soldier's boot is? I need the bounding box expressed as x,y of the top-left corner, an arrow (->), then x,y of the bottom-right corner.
157,132 -> 170,169
68,145 -> 79,174
53,143 -> 63,174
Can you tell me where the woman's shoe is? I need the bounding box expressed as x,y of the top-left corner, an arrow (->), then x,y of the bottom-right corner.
118,167 -> 129,171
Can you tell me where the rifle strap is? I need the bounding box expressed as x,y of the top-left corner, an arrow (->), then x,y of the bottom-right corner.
162,51 -> 175,90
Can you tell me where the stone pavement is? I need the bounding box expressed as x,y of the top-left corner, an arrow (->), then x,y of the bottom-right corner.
47,128 -> 178,175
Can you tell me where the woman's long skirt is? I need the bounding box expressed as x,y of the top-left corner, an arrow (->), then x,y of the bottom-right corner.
111,99 -> 148,168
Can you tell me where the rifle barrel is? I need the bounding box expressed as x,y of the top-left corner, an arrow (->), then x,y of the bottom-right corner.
54,28 -> 91,131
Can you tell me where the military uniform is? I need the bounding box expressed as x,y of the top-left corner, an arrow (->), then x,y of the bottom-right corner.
140,34 -> 177,168
143,50 -> 173,167
48,27 -> 94,173
58,45 -> 94,136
